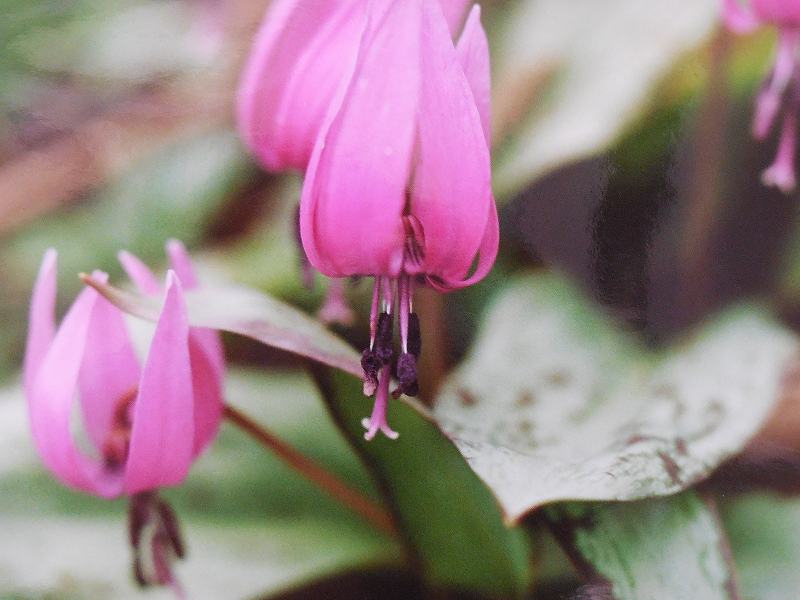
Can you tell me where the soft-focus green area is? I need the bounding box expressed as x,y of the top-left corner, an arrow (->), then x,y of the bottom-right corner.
723,494 -> 800,600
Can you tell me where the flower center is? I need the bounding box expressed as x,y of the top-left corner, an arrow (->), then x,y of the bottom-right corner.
102,388 -> 137,471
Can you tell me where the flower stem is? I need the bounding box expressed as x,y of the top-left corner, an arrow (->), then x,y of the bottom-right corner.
222,404 -> 396,536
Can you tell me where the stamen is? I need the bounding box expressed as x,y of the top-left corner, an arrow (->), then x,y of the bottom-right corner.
381,276 -> 394,314
402,216 -> 426,275
128,492 -> 186,594
361,348 -> 381,396
407,312 -> 422,358
368,276 -> 382,349
362,308 -> 393,398
318,279 -> 355,326
399,274 -> 410,354
374,312 -> 394,366
393,352 -> 419,399
362,364 -> 399,440
362,276 -> 385,396
157,499 -> 185,559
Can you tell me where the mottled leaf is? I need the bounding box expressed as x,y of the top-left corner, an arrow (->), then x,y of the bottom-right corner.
435,274 -> 797,521
491,0 -> 719,199
546,493 -> 738,600
83,275 -> 362,378
312,368 -> 533,598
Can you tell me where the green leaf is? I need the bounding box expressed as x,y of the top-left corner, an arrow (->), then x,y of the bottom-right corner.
0,369 -> 401,599
491,0 -> 718,199
546,492 -> 739,600
434,273 -> 797,521
84,276 -> 362,378
723,494 -> 800,600
312,368 -> 533,598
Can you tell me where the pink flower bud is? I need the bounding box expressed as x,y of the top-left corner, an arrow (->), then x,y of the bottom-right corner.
236,0 -> 474,172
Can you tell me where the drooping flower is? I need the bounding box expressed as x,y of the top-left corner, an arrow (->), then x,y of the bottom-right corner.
24,241 -> 223,592
299,1 -> 498,440
237,0 -> 475,326
722,0 -> 800,192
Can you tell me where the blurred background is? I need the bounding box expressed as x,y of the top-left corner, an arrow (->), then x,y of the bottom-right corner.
3,0 -> 800,598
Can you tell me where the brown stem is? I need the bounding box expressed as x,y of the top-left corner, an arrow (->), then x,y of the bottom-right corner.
678,28 -> 733,318
222,404 -> 396,536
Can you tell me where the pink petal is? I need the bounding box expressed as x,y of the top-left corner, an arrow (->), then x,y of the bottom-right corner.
300,0 -> 420,277
428,199 -> 499,291
236,0 -> 363,171
77,286 -> 141,451
271,2 -> 368,171
166,239 -> 226,383
166,239 -> 198,289
456,5 -> 491,143
24,249 -> 57,394
722,0 -> 762,33
410,0 -> 493,282
124,272 -> 195,494
189,335 -> 223,456
27,282 -> 123,498
753,0 -> 800,27
439,0 -> 472,36
118,250 -> 160,295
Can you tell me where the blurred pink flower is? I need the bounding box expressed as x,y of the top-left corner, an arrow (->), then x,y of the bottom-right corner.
236,0 -> 472,172
723,0 -> 800,192
23,241 -> 223,592
299,1 -> 498,440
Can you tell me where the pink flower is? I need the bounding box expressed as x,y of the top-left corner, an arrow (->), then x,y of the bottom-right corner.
722,0 -> 800,192
24,241 -> 222,496
236,0 -> 473,172
299,1 -> 498,440
24,241 -> 223,591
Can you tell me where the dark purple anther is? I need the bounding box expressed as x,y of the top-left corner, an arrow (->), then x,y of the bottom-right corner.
392,352 -> 419,399
361,348 -> 381,396
374,312 -> 394,365
407,312 -> 421,358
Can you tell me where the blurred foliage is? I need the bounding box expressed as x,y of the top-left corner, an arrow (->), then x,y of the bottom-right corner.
723,494 -> 800,600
